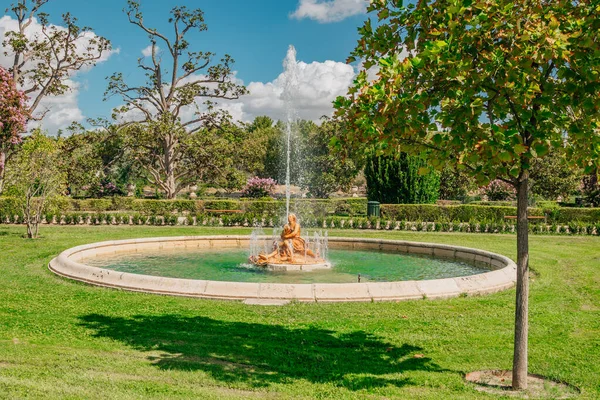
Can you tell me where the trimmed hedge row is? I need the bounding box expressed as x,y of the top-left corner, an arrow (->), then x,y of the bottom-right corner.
380,204 -> 545,223
2,196 -> 600,224
1,212 -> 599,235
0,197 -> 368,217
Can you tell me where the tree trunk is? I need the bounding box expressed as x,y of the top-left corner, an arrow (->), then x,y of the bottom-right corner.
512,172 -> 529,390
165,169 -> 176,199
163,134 -> 177,199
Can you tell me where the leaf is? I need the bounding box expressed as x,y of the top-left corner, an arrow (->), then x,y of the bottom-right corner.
510,166 -> 520,178
583,164 -> 596,174
533,143 -> 549,157
418,167 -> 430,175
410,56 -> 424,68
329,137 -> 341,148
498,152 -> 512,162
470,98 -> 483,108
514,144 -> 527,155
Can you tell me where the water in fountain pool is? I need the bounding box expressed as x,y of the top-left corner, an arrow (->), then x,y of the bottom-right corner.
81,247 -> 489,284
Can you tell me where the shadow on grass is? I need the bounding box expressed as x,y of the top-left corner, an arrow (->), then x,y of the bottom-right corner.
79,313 -> 448,390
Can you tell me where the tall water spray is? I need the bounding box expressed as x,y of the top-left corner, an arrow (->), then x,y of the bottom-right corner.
248,46 -> 329,265
282,45 -> 299,218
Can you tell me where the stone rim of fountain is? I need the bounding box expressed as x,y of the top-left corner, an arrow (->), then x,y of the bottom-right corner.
48,235 -> 517,303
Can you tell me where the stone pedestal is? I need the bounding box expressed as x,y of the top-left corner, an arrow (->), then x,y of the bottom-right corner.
264,261 -> 332,272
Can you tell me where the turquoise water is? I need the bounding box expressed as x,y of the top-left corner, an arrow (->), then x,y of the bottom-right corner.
82,248 -> 489,284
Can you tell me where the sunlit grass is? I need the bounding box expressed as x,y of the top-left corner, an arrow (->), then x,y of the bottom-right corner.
0,225 -> 598,399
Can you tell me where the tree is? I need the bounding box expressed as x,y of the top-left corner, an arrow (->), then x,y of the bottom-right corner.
483,179 -> 516,201
335,0 -> 600,390
301,118 -> 361,198
262,120 -> 298,184
105,1 -> 247,198
530,152 -> 581,200
5,129 -> 64,238
259,119 -> 360,197
59,125 -> 142,197
238,116 -> 282,179
439,167 -> 476,201
582,170 -> 600,206
122,117 -> 241,196
364,152 -> 440,204
1,0 -> 111,193
0,67 -> 28,194
59,131 -> 104,196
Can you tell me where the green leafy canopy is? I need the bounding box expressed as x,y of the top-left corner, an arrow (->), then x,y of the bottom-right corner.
335,0 -> 600,186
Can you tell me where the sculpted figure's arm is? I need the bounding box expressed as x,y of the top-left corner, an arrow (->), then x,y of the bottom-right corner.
282,223 -> 300,240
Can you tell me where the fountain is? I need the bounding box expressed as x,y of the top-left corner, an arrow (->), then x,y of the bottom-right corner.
283,45 -> 298,218
248,213 -> 331,271
47,45 -> 518,302
248,46 -> 330,271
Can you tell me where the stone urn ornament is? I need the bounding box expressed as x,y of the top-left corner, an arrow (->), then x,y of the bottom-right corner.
126,183 -> 136,197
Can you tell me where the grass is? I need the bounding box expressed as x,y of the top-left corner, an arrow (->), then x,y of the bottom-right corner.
0,225 -> 598,399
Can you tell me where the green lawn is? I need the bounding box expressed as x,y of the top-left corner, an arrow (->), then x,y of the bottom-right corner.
0,225 -> 598,399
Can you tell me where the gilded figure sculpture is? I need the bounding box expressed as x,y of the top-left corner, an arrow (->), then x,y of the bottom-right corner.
249,213 -> 326,266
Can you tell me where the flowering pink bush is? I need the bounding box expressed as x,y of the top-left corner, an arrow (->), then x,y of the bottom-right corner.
0,67 -> 28,169
241,177 -> 277,198
483,179 -> 516,201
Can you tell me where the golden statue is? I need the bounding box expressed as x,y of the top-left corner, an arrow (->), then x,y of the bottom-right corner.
250,213 -> 326,267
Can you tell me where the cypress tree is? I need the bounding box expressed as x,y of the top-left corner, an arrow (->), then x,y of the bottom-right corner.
364,152 -> 440,204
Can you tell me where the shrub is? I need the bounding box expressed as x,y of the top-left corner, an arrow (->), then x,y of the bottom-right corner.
364,152 -> 440,204
84,179 -> 125,198
203,200 -> 241,211
483,180 -> 516,201
241,177 -> 277,198
130,199 -> 197,214
380,204 -> 523,223
242,200 -> 283,215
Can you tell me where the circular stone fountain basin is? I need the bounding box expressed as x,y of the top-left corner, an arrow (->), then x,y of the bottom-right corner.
49,236 -> 517,302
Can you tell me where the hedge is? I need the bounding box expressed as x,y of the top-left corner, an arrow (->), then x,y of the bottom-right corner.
380,204 -> 547,223
70,198 -> 201,214
2,196 -> 600,224
0,197 -> 368,218
1,211 -> 599,236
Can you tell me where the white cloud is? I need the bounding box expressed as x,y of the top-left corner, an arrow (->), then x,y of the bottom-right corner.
28,80 -> 84,134
0,15 -> 115,134
114,53 -> 357,127
231,59 -> 355,122
291,0 -> 368,23
141,45 -> 159,57
174,58 -> 356,125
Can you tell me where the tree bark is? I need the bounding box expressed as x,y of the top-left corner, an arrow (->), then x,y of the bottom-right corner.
165,171 -> 176,199
512,172 -> 529,390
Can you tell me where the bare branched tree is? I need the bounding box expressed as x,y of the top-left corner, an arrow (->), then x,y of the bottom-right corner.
105,1 -> 247,198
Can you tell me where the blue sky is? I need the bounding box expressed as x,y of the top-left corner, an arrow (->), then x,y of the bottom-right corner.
0,0 -> 371,132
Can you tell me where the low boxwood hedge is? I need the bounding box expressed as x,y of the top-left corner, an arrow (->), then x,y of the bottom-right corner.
2,210 -> 599,236
1,196 -> 600,224
380,204 -> 547,223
